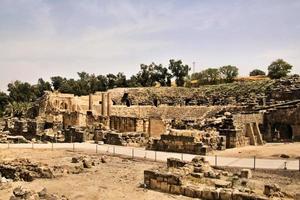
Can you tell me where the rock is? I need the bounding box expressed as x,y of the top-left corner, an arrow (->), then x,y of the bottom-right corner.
192,156 -> 206,163
280,154 -> 290,158
264,183 -> 281,196
191,173 -> 204,179
12,186 -> 34,199
224,112 -> 232,117
101,156 -> 107,163
240,169 -> 252,179
1,177 -> 7,183
167,158 -> 187,168
10,186 -> 69,200
214,180 -> 232,188
82,159 -> 92,168
38,188 -> 48,198
295,193 -> 300,200
71,157 -> 80,163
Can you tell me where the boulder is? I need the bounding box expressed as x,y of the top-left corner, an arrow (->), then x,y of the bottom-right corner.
82,159 -> 92,169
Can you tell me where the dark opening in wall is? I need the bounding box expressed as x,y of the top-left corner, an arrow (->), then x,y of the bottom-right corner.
99,101 -> 102,104
185,98 -> 191,105
272,123 -> 293,140
125,99 -> 131,107
112,100 -> 116,105
121,93 -> 131,107
44,122 -> 53,129
153,99 -> 159,107
60,102 -> 68,110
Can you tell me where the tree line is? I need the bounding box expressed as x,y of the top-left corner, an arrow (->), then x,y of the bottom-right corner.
0,58 -> 294,116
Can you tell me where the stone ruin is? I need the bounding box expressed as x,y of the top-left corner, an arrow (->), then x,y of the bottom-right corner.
10,186 -> 68,200
144,157 -> 292,200
1,75 -> 299,153
147,129 -> 225,155
0,158 -> 54,182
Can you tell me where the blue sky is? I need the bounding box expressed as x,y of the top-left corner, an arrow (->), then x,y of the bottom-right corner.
0,0 -> 299,91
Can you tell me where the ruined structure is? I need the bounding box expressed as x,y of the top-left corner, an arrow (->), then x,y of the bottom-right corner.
144,157 -> 291,199
3,76 -> 300,153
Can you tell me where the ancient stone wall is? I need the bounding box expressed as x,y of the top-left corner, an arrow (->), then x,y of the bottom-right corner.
147,129 -> 225,155
63,112 -> 87,128
149,118 -> 166,137
263,103 -> 300,141
110,105 -> 219,120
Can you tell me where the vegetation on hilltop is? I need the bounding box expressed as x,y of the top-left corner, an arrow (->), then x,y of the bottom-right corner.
0,58 -> 295,117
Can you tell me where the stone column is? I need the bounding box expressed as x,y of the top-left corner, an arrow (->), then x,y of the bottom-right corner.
89,94 -> 93,110
107,92 -> 111,116
102,93 -> 107,116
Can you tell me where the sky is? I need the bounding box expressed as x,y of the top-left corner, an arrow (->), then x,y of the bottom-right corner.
0,0 -> 300,91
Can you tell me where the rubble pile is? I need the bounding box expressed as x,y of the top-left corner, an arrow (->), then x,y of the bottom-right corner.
0,159 -> 54,182
10,186 -> 68,200
144,157 -> 291,200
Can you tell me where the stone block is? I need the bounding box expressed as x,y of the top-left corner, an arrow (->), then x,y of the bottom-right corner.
184,186 -> 196,198
240,169 -> 252,179
169,185 -> 182,195
214,180 -> 232,188
160,181 -> 170,193
167,158 -> 187,168
232,191 -> 256,200
219,189 -> 232,200
202,188 -> 219,200
150,179 -> 160,190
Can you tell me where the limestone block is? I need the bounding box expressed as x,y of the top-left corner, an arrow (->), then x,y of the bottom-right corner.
219,189 -> 232,200
214,180 -> 232,188
150,179 -> 160,190
170,185 -> 182,195
160,181 -> 170,193
240,169 -> 252,179
184,186 -> 196,198
202,188 -> 219,200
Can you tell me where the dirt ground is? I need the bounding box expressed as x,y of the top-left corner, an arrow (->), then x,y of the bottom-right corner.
0,149 -> 192,200
211,142 -> 300,159
0,149 -> 299,200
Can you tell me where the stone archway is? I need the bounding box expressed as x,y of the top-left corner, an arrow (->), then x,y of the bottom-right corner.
60,102 -> 68,110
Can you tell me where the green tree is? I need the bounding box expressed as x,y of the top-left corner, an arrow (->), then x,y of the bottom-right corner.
200,68 -> 220,85
35,78 -> 52,98
51,76 -> 66,90
4,101 -> 32,117
168,59 -> 190,87
136,64 -> 156,87
7,81 -> 36,102
115,72 -> 128,87
0,92 -> 9,116
249,69 -> 266,76
152,64 -> 171,86
268,59 -> 293,79
127,75 -> 141,87
219,65 -> 239,83
96,75 -> 108,91
106,74 -> 117,89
